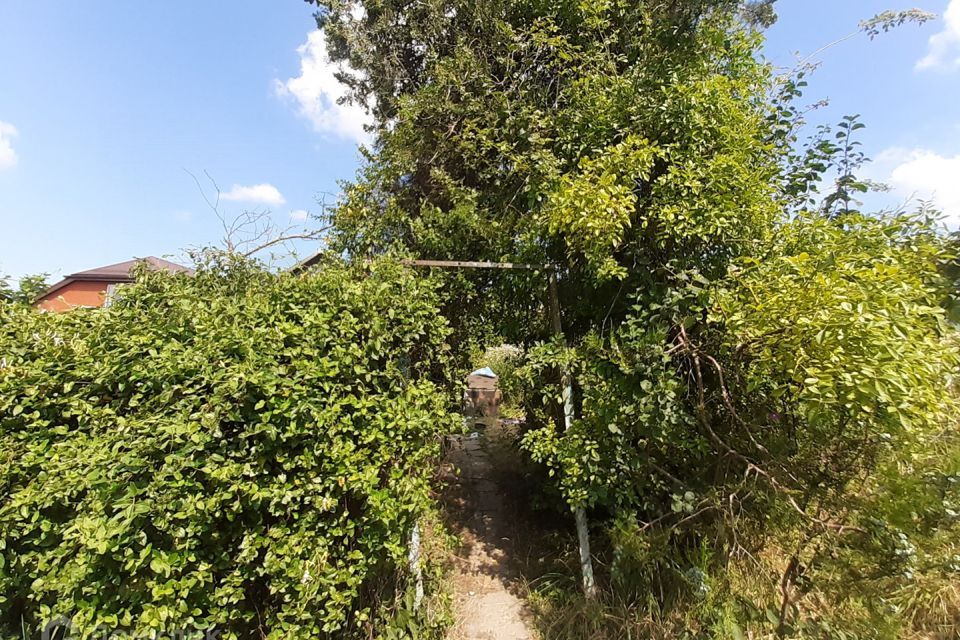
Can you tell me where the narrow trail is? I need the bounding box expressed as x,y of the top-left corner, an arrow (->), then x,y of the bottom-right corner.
442,419 -> 538,640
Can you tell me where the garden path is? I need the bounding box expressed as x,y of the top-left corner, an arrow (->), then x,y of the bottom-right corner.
443,418 -> 537,640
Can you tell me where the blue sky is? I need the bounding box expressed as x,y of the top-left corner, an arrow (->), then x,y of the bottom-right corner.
1,1 -> 959,282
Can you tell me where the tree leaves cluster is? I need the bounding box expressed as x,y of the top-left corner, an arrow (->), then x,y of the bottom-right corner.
0,273 -> 48,307
315,0 -> 782,346
0,255 -> 457,639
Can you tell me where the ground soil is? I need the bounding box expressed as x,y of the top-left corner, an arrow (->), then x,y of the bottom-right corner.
441,417 -> 541,640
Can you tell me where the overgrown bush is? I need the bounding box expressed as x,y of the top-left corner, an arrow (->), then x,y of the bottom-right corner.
294,0 -> 958,635
522,212 -> 960,637
0,255 -> 457,639
0,273 -> 48,306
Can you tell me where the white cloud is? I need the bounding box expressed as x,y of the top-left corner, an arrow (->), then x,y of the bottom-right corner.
0,121 -> 19,170
221,183 -> 286,207
289,209 -> 310,222
275,30 -> 372,144
917,0 -> 960,71
879,147 -> 960,225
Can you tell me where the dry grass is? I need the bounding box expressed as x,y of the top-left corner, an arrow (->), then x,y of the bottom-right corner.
515,543 -> 960,640
896,577 -> 960,639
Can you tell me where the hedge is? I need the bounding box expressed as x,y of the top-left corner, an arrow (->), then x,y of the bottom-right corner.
0,255 -> 457,639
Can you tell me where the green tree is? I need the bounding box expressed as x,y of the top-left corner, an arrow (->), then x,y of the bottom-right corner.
313,0 -> 781,348
0,272 -> 48,306
302,0 -> 957,635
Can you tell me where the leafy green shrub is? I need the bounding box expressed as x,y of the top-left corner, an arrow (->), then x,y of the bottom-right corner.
0,272 -> 48,306
475,343 -> 526,414
0,255 -> 457,639
297,0 -> 957,634
522,212 -> 960,636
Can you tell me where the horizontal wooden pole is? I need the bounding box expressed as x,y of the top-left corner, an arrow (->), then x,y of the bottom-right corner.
400,259 -> 551,271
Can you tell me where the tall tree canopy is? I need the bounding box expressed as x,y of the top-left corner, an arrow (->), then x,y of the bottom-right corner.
317,0 -> 779,328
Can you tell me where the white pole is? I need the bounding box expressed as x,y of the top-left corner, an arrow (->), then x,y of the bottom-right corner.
408,521 -> 424,610
550,274 -> 597,598
402,350 -> 424,612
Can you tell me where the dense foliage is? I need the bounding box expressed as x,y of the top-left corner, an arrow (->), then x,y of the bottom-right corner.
521,212 -> 959,636
0,273 -> 48,306
0,256 -> 457,639
2,1 -> 952,636
319,0 -> 780,339
305,0 -> 960,636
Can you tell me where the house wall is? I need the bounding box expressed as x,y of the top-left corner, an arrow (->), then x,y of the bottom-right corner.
37,280 -> 111,312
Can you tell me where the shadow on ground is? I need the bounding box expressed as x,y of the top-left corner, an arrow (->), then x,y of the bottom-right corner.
439,417 -> 572,640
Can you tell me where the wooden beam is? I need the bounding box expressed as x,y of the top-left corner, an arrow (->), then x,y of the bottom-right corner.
400,259 -> 550,271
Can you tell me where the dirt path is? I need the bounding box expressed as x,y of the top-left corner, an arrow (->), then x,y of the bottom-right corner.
443,419 -> 537,640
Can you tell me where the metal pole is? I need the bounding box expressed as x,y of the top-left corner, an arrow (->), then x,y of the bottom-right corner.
400,351 -> 425,612
408,521 -> 424,610
400,259 -> 542,270
548,273 -> 597,598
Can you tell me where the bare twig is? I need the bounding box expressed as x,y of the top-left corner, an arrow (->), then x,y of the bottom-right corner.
185,169 -> 335,259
